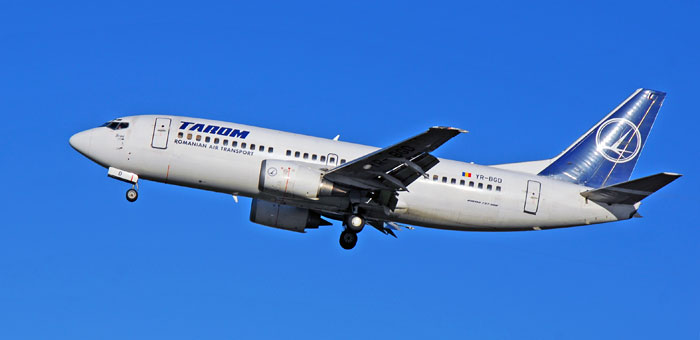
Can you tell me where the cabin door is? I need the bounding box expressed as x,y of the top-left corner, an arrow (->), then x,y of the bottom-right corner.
524,180 -> 541,215
151,118 -> 171,149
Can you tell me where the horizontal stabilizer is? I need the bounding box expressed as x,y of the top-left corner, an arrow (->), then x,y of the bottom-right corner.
581,172 -> 681,204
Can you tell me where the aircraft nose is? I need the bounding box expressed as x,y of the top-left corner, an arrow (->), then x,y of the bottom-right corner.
69,130 -> 92,155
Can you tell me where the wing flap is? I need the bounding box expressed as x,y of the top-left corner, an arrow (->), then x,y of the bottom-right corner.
581,172 -> 681,204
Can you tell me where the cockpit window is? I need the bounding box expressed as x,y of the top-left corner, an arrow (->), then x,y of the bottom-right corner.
101,121 -> 129,130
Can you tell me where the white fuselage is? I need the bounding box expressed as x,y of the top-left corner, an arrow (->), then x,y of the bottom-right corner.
72,115 -> 638,231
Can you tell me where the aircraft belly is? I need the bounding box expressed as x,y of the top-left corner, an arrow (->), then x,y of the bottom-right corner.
391,177 -> 637,231
120,148 -> 169,182
132,140 -> 262,196
393,183 -> 472,229
173,154 -> 259,194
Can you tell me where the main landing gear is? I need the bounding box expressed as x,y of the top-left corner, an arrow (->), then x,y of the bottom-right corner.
339,230 -> 358,250
339,214 -> 365,250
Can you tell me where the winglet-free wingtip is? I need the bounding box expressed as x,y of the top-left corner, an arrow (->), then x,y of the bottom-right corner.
431,126 -> 468,133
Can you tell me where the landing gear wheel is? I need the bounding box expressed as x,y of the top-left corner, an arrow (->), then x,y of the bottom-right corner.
345,214 -> 365,233
339,230 -> 358,250
126,188 -> 138,202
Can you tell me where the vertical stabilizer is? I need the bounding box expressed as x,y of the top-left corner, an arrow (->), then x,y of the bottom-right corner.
538,89 -> 665,188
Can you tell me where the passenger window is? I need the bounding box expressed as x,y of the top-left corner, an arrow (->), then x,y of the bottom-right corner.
295,151 -> 300,158
487,184 -> 492,191
451,178 -> 456,184
250,144 -> 255,150
223,139 -> 229,146
286,150 -> 292,156
214,138 -> 219,144
196,135 -> 202,141
187,133 -> 192,140
259,145 -> 264,151
178,132 -> 183,138
469,181 -> 474,187
478,183 -> 483,189
268,147 -> 273,153
433,175 -> 438,181
320,155 -> 326,162
205,136 -> 211,143
442,177 -> 447,183
241,143 -> 247,149
340,159 -> 346,164
460,180 -> 465,186
312,154 -> 317,161
496,186 -> 501,192
329,157 -> 336,163
303,153 -> 309,159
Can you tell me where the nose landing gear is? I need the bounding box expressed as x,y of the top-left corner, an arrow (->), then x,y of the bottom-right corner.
107,167 -> 140,203
126,187 -> 138,202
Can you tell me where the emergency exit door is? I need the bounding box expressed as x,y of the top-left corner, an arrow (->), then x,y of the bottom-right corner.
524,180 -> 541,215
151,118 -> 171,149
326,153 -> 338,167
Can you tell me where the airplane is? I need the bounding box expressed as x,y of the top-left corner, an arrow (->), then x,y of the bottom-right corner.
69,88 -> 680,249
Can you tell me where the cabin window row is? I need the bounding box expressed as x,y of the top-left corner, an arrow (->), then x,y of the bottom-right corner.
178,132 -> 274,153
428,174 -> 501,192
285,150 -> 347,165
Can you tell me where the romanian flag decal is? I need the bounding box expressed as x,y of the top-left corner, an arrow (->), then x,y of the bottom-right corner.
461,172 -> 471,177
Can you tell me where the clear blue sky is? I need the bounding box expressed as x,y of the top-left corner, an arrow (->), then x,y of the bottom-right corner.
1,1 -> 698,339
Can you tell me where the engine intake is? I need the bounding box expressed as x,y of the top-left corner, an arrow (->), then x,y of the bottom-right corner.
258,160 -> 346,199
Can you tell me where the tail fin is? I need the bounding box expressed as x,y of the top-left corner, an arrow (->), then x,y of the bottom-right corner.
538,88 -> 666,188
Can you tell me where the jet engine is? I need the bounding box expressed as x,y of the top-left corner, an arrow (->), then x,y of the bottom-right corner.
258,160 -> 346,199
249,198 -> 330,232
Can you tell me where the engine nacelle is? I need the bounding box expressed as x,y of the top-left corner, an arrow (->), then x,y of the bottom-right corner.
249,199 -> 327,232
258,160 -> 345,199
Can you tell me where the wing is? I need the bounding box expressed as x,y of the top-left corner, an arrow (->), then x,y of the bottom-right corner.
323,126 -> 466,192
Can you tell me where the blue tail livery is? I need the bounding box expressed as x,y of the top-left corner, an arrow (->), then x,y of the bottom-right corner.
539,88 -> 665,188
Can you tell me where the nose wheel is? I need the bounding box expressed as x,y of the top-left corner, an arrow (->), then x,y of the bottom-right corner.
339,230 -> 358,250
126,188 -> 138,202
